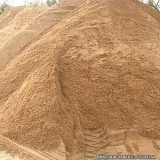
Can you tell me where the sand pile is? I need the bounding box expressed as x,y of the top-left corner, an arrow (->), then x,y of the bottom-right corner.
58,0 -> 86,6
0,0 -> 160,159
0,2 -> 83,70
0,6 -> 49,49
0,6 -> 49,69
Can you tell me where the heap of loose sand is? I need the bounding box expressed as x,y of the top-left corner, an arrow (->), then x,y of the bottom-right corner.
0,0 -> 160,159
0,0 -> 86,70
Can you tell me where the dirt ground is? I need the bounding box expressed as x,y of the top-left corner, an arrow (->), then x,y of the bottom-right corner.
0,0 -> 160,159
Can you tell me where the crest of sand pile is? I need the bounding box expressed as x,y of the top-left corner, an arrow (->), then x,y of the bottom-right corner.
58,0 -> 86,6
0,6 -> 50,70
0,0 -> 86,70
0,0 -> 160,158
0,6 -> 49,50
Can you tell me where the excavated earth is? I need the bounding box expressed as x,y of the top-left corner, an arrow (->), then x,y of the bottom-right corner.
0,0 -> 160,159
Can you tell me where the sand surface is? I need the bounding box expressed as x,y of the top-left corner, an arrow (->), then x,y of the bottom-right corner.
0,0 -> 160,159
0,151 -> 20,160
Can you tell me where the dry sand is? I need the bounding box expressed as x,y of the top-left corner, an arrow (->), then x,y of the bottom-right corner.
0,151 -> 20,160
0,3 -> 81,70
0,0 -> 160,159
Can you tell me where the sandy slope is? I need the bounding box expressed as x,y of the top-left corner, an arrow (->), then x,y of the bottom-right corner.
0,3 -> 82,70
0,0 -> 160,159
0,151 -> 20,160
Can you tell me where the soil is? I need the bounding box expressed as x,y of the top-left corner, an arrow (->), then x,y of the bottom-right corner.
0,0 -> 160,159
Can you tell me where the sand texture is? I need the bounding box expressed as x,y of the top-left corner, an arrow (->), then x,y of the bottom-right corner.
0,0 -> 160,159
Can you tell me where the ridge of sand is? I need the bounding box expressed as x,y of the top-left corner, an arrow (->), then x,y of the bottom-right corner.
0,0 -> 160,159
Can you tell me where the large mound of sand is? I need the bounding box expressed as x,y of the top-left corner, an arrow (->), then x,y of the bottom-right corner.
0,0 -> 85,70
0,0 -> 160,159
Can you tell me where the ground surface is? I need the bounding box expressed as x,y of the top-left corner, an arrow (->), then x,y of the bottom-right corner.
0,0 -> 160,159
0,152 -> 20,160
